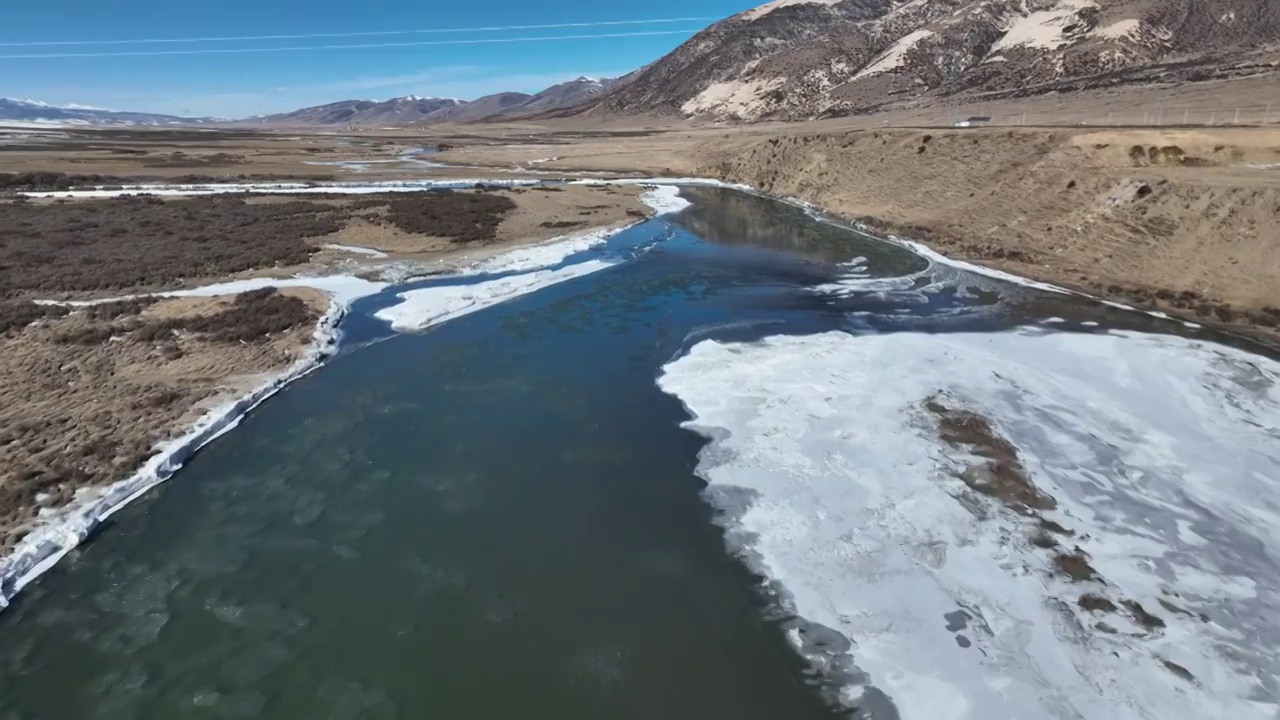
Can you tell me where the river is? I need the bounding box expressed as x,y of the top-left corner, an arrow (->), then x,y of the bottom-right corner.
1,186 -> 1277,720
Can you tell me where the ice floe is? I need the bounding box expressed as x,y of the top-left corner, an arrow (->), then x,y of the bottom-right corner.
462,226 -> 627,277
658,327 -> 1280,719
375,259 -> 618,332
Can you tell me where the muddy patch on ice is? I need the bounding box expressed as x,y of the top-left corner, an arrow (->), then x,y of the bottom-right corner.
925,397 -> 1055,514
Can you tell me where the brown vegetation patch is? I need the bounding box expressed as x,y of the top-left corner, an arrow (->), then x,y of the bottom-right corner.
0,301 -> 69,335
926,397 -> 1056,514
0,195 -> 339,296
1078,594 -> 1118,613
0,290 -> 320,549
1054,551 -> 1102,583
0,172 -> 134,192
84,297 -> 159,321
132,288 -> 316,343
1122,600 -> 1166,630
384,192 -> 517,242
1039,518 -> 1074,536
138,151 -> 245,168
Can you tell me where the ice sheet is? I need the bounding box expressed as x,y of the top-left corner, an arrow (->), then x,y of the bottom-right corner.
375,259 -> 617,332
637,184 -> 693,214
658,328 -> 1280,719
19,179 -> 545,199
37,275 -> 388,309
463,227 -> 626,276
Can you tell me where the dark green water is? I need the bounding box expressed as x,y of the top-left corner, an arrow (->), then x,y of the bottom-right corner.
0,187 -> 1219,720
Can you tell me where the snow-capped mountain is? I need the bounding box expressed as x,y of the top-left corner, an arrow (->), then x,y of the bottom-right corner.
253,76 -> 620,126
0,98 -> 216,126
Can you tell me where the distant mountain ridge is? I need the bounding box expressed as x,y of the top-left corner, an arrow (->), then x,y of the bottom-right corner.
0,75 -> 614,128
251,76 -> 617,127
249,96 -> 462,126
0,98 -> 216,126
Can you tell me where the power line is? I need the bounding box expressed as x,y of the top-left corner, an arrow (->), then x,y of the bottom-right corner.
0,17 -> 714,47
0,30 -> 700,59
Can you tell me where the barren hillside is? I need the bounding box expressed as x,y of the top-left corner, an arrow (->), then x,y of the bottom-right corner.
586,0 -> 1280,121
694,126 -> 1280,335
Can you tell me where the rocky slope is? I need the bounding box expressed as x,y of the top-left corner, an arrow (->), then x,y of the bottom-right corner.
586,0 -> 1280,121
0,99 -> 215,126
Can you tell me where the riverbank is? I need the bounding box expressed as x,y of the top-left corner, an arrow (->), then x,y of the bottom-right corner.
427,124 -> 1280,341
692,127 -> 1280,341
0,182 -> 673,611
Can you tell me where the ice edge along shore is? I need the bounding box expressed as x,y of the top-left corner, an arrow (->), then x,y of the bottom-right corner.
0,184 -> 688,612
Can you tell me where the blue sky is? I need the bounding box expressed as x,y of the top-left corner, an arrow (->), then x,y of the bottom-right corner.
2,0 -> 759,118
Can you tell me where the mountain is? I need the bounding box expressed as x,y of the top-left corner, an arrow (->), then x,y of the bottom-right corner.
251,96 -> 461,126
418,92 -> 533,123
500,76 -> 614,116
254,76 -> 619,127
0,98 -> 216,126
584,0 -> 1280,121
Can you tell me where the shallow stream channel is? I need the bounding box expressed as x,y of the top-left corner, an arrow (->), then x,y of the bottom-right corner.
2,186 -> 1278,719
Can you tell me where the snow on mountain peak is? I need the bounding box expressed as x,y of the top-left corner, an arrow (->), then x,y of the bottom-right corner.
2,98 -> 112,111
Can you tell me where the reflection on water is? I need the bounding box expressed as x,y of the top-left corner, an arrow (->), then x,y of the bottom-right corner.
0,187 -> 1269,720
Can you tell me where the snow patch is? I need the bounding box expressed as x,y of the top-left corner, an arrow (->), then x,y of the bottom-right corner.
1095,18 -> 1142,40
40,275 -> 388,310
322,243 -> 389,258
991,0 -> 1096,53
740,0 -> 842,21
659,328 -> 1280,719
638,184 -> 692,214
681,77 -> 786,120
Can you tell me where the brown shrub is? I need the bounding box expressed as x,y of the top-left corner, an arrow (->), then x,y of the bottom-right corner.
133,288 -> 315,344
0,301 -> 69,335
0,172 -> 134,192
85,297 -> 158,321
385,192 -> 516,243
0,196 -> 340,295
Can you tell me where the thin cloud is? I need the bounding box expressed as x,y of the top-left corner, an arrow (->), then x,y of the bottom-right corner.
0,17 -> 714,47
0,30 -> 699,59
